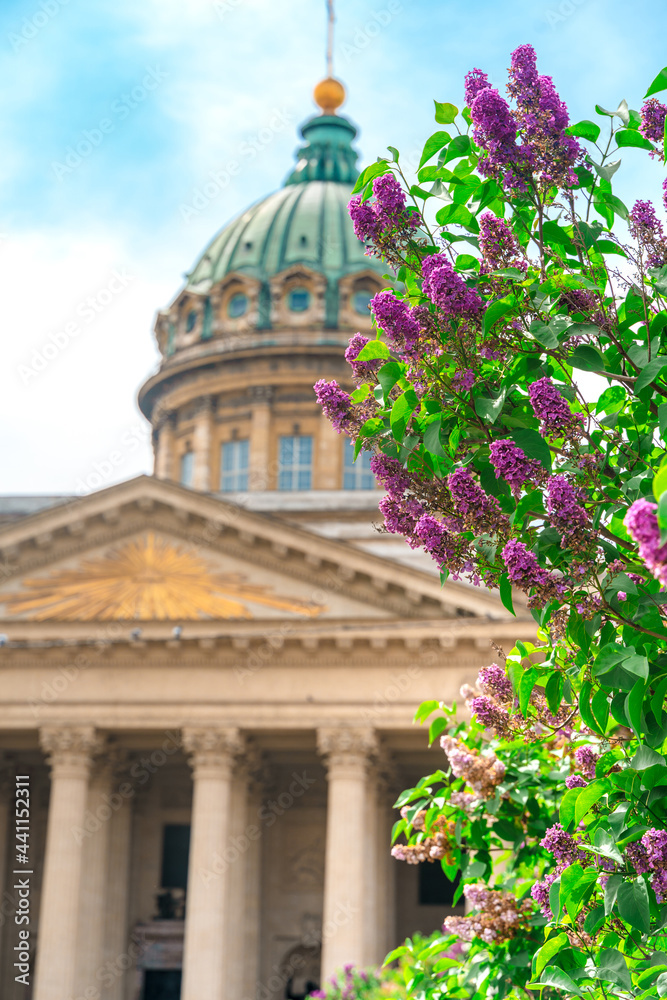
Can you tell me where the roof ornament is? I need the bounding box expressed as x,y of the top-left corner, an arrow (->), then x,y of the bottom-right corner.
313,0 -> 346,116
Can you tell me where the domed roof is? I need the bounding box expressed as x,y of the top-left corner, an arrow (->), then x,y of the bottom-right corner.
185,112 -> 385,294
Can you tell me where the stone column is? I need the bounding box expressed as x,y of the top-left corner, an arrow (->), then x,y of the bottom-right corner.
248,386 -> 273,490
181,727 -> 244,1000
102,758 -> 134,1000
34,726 -> 100,1000
317,728 -> 378,979
75,753 -> 113,997
315,415 -> 342,490
155,412 -> 175,481
192,396 -> 215,492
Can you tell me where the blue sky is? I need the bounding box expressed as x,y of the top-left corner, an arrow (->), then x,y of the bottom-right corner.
1,0 -> 666,491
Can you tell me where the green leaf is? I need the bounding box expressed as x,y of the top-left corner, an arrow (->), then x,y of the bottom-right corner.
617,877 -> 651,934
615,128 -> 655,150
390,390 -> 418,442
357,339 -> 390,361
534,933 -> 569,977
377,361 -> 403,401
567,119 -> 601,142
645,66 -> 667,98
443,134 -> 471,164
434,101 -> 458,124
509,428 -> 552,471
560,786 -> 583,831
654,462 -> 667,501
519,666 -> 539,716
351,159 -> 389,195
532,966 -> 582,996
605,874 -> 624,915
419,131 -> 452,170
597,948 -> 633,991
574,778 -> 610,826
545,671 -> 564,714
423,417 -> 446,457
428,715 -> 449,745
579,680 -> 605,736
625,677 -> 647,737
483,297 -> 514,335
474,391 -> 506,424
636,357 -> 667,393
499,573 -> 515,617
592,688 -> 610,733
414,700 -> 439,724
570,344 -> 606,371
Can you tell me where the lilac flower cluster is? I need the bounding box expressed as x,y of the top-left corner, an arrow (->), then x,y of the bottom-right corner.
344,333 -> 381,382
369,453 -> 412,496
624,498 -> 667,587
451,368 -> 476,392
501,539 -> 561,608
370,290 -> 421,358
627,829 -> 667,902
378,494 -> 425,544
565,774 -> 587,789
348,172 -> 419,245
478,663 -> 513,702
640,98 -> 667,152
468,82 -> 528,192
574,745 -> 598,780
528,377 -> 581,440
444,884 -> 532,944
392,810 -> 456,864
532,822 -> 590,916
545,474 -> 590,550
489,439 -> 544,495
507,44 -> 581,190
468,695 -> 511,734
478,212 -> 526,272
447,467 -> 508,533
440,735 -> 506,797
421,254 -> 484,325
628,199 -> 667,268
313,380 -> 354,433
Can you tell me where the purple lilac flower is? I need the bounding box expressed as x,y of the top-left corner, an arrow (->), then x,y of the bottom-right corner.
414,513 -> 461,566
348,197 -> 380,243
464,68 -> 491,106
640,98 -> 667,146
313,380 -> 353,433
344,333 -> 378,382
531,869 -> 560,916
528,377 -> 580,439
348,173 -> 419,244
478,663 -> 513,702
489,439 -> 543,495
469,85 -> 527,191
565,775 -> 587,789
507,44 -> 582,189
478,212 -> 526,272
617,591 -> 627,601
378,494 -> 425,544
469,695 -> 510,734
501,539 -> 552,589
628,199 -> 666,268
643,829 -> 667,869
421,254 -> 484,323
653,870 -> 667,903
451,368 -> 476,392
624,498 -> 667,587
573,746 -> 598,780
541,822 -> 581,865
545,475 -> 590,545
369,454 -> 411,496
370,290 -> 421,357
447,467 -> 506,531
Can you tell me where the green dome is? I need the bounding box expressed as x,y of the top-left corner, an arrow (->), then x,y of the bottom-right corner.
185,113 -> 386,298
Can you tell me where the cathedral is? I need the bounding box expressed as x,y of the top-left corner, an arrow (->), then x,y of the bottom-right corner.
0,78 -> 533,1000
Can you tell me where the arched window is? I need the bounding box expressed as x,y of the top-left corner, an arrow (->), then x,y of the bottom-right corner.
278,436 -> 312,490
343,438 -> 375,489
220,439 -> 249,491
227,293 -> 248,318
287,287 -> 310,312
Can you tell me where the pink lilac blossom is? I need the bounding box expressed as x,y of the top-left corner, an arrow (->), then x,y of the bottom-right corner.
421,254 -> 484,323
451,369 -> 476,392
489,439 -> 544,495
628,199 -> 667,267
444,884 -> 532,944
574,746 -> 598,780
478,212 -> 526,272
468,695 -> 511,734
545,475 -> 590,548
414,513 -> 453,564
501,539 -> 552,589
447,467 -> 507,532
370,290 -> 420,357
464,68 -> 491,107
624,498 -> 667,587
565,774 -> 587,789
478,663 -> 513,702
348,173 -> 419,244
528,377 -> 580,439
378,494 -> 425,543
440,735 -> 506,797
627,831 -> 667,902
640,98 -> 667,148
531,869 -> 561,916
344,333 -> 381,382
541,822 -> 588,866
369,454 -> 412,496
313,380 -> 354,433
469,85 -> 528,192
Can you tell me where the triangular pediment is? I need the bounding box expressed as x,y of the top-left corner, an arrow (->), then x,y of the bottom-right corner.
0,476 -> 522,630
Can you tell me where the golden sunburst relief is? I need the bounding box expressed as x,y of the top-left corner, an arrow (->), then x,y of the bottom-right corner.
4,533 -> 326,621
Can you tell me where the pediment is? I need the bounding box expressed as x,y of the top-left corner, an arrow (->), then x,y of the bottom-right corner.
0,476 -> 520,628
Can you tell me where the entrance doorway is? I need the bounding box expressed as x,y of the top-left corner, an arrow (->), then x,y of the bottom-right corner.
141,969 -> 182,1000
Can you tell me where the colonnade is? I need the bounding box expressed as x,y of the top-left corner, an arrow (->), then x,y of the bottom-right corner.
18,724 -> 391,1000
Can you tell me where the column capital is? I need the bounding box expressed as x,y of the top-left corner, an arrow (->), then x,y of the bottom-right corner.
317,727 -> 378,775
182,727 -> 244,777
39,726 -> 103,778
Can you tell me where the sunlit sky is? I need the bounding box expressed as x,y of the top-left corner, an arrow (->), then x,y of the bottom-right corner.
1,0 -> 666,493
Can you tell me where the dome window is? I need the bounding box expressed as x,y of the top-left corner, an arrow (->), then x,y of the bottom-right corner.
352,289 -> 373,315
287,288 -> 310,313
299,235 -> 308,246
185,310 -> 198,333
227,293 -> 248,318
